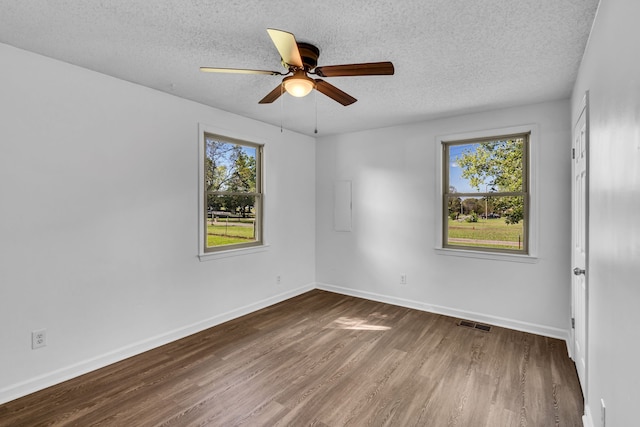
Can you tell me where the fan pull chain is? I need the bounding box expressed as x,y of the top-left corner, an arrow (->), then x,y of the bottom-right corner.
314,89 -> 318,134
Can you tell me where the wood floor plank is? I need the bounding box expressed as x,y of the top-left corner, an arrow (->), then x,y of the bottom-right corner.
0,290 -> 583,426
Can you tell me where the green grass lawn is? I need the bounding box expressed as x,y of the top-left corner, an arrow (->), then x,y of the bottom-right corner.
207,221 -> 255,246
447,218 -> 524,249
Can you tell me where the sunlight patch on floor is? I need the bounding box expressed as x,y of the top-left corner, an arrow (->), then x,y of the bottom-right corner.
326,316 -> 391,331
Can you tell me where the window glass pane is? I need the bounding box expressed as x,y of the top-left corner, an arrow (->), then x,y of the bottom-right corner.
205,138 -> 257,193
446,195 -> 526,251
206,195 -> 258,248
448,138 -> 524,194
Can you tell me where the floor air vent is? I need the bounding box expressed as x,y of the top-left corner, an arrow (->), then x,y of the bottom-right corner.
458,320 -> 492,332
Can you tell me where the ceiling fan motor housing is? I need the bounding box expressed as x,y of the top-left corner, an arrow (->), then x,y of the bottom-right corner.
297,42 -> 320,70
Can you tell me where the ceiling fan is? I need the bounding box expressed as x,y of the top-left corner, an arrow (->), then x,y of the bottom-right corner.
200,28 -> 394,106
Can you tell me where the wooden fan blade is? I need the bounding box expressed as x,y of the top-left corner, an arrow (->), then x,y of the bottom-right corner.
314,79 -> 357,106
315,61 -> 395,77
200,67 -> 283,75
267,28 -> 304,68
258,84 -> 284,104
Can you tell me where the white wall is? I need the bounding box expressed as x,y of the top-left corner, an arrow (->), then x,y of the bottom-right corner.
571,0 -> 640,425
316,99 -> 572,338
0,43 -> 316,403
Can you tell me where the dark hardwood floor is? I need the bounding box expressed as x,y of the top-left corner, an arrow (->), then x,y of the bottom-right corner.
0,290 -> 583,426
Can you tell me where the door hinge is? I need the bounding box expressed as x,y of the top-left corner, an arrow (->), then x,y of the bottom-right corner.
572,148 -> 575,159
571,317 -> 575,328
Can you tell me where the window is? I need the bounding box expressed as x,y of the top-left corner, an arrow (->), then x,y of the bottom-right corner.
442,133 -> 530,255
200,131 -> 263,254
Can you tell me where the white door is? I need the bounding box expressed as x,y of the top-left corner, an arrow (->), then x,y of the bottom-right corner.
572,94 -> 589,395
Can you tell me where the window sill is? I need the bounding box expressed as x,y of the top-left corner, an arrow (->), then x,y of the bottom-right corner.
435,247 -> 538,264
198,244 -> 270,262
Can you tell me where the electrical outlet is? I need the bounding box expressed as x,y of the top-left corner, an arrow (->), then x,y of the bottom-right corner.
400,274 -> 407,285
276,275 -> 281,285
32,329 -> 46,349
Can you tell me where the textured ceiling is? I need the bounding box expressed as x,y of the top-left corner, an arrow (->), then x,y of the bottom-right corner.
0,0 -> 599,136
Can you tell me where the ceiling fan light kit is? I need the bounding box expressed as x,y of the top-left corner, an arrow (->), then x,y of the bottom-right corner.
201,28 -> 394,106
283,70 -> 315,97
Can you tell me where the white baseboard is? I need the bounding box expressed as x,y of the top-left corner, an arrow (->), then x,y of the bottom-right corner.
315,282 -> 571,343
0,283 -> 314,405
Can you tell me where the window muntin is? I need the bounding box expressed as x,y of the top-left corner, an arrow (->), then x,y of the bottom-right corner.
443,134 -> 529,254
203,133 -> 263,253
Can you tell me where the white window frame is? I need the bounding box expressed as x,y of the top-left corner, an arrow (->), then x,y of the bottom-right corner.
198,123 -> 268,261
434,124 -> 539,263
